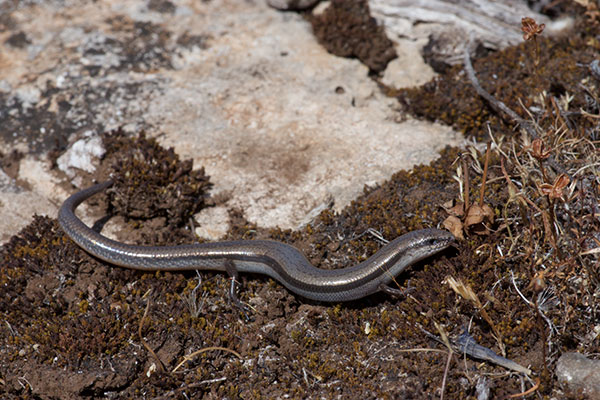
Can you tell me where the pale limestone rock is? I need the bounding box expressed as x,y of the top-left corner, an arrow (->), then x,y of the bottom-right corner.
556,352 -> 600,397
0,0 -> 463,243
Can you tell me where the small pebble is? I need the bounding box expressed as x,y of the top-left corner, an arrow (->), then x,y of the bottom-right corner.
556,352 -> 600,397
589,60 -> 600,80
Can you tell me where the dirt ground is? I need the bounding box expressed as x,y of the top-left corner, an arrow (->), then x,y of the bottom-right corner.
2,2 -> 600,399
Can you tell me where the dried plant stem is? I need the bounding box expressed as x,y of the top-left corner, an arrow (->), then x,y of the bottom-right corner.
440,350 -> 453,400
462,155 -> 470,210
547,197 -> 562,260
534,37 -> 540,67
479,142 -> 491,207
507,378 -> 541,398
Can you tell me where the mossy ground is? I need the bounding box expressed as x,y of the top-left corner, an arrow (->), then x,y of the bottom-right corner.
1,7 -> 599,400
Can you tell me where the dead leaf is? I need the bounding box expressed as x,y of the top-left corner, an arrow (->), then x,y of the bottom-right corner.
443,215 -> 464,240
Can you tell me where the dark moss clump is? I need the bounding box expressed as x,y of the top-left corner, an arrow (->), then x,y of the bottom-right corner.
309,0 -> 397,73
103,128 -> 212,228
0,215 -> 68,288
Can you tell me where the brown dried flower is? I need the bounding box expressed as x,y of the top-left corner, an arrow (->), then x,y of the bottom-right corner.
530,138 -> 552,160
521,17 -> 545,41
540,173 -> 570,201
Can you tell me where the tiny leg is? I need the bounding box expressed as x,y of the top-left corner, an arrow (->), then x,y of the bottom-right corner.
379,283 -> 414,299
224,260 -> 251,319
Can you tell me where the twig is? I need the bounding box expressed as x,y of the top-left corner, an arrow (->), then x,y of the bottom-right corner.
463,42 -> 528,129
420,327 -> 531,375
455,333 -> 531,375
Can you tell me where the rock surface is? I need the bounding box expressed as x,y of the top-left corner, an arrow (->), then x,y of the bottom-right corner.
556,352 -> 600,397
370,0 -> 568,74
0,0 -> 566,242
0,0 -> 462,242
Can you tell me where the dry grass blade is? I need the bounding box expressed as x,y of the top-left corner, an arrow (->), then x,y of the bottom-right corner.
172,347 -> 242,373
443,276 -> 505,356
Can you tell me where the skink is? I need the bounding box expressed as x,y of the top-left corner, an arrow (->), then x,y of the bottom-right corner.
58,180 -> 454,302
